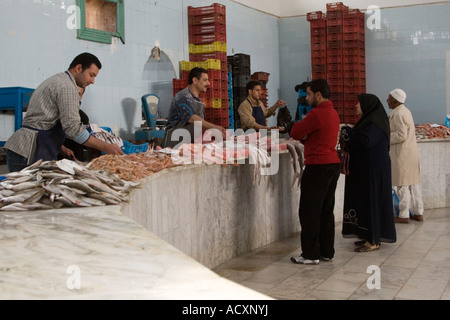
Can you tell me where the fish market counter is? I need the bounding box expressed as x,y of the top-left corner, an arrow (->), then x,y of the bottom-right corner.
0,205 -> 271,300
122,152 -> 301,269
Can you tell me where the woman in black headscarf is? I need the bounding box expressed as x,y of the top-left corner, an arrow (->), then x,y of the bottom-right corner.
341,94 -> 396,252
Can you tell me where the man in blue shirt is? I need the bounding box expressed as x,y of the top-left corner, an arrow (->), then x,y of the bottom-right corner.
162,67 -> 226,148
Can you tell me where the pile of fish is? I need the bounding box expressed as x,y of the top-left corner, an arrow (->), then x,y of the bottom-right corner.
283,139 -> 305,187
0,159 -> 140,211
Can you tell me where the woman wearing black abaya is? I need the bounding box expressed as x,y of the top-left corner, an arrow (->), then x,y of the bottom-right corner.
341,94 -> 396,252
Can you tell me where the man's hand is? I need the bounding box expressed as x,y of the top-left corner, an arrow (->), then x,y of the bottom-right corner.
103,143 -> 124,155
60,145 -> 78,161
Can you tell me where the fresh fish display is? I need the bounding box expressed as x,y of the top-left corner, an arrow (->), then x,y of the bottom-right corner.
0,159 -> 141,211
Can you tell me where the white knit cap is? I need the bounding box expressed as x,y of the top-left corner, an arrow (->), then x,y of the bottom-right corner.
390,88 -> 407,104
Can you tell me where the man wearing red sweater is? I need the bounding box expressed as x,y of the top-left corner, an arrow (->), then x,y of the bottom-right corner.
289,79 -> 341,265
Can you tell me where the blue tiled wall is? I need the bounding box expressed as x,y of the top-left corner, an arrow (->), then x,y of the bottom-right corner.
279,3 -> 450,125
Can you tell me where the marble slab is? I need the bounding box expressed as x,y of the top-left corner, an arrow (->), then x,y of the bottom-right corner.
0,206 -> 271,300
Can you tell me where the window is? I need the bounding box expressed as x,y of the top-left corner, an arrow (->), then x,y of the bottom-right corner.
77,0 -> 125,44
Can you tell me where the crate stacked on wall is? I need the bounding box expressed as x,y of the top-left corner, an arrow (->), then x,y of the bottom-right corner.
174,3 -> 229,128
228,53 -> 251,129
343,8 -> 365,124
307,2 -> 366,124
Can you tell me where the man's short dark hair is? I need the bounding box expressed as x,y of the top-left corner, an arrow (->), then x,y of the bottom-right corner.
246,80 -> 261,92
69,52 -> 102,71
307,79 -> 331,99
188,67 -> 208,84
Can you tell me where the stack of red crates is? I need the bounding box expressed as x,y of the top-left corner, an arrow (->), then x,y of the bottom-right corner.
187,3 -> 229,128
308,11 -> 327,81
326,2 -> 347,122
343,8 -> 365,124
307,2 -> 366,124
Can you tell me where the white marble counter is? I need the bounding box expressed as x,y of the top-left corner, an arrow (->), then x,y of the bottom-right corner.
0,206 -> 271,300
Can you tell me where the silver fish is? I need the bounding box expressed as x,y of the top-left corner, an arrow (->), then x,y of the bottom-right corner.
59,179 -> 99,194
23,189 -> 46,205
0,202 -> 52,211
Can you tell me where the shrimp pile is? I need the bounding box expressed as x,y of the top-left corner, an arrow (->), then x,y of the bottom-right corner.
87,152 -> 178,181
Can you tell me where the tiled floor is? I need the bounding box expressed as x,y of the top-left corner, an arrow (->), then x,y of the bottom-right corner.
213,207 -> 450,300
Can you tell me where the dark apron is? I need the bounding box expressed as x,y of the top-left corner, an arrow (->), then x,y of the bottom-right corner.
249,99 -> 266,127
25,121 -> 66,162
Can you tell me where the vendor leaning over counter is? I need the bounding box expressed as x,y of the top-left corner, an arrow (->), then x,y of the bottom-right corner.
237,80 -> 286,131
161,67 -> 226,148
5,52 -> 124,172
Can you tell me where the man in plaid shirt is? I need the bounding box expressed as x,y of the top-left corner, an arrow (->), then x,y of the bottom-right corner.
5,52 -> 123,172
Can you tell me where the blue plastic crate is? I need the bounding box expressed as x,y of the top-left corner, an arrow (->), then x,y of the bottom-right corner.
99,127 -> 148,154
121,140 -> 149,154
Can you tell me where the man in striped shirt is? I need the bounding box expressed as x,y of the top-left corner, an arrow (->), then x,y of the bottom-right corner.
5,52 -> 123,172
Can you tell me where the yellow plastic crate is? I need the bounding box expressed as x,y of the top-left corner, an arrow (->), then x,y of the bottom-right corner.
212,98 -> 222,109
181,59 -> 221,71
189,41 -> 227,54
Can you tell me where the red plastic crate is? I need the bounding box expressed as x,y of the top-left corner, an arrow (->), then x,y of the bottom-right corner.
342,62 -> 366,72
343,114 -> 360,124
327,77 -> 343,86
312,71 -> 327,79
251,72 -> 270,82
327,62 -> 343,71
189,33 -> 226,45
327,25 -> 343,34
334,106 -> 344,116
311,49 -> 326,58
188,13 -> 225,25
173,78 -> 187,91
311,34 -> 326,43
344,84 -> 366,94
327,18 -> 343,27
343,21 -> 365,33
311,42 -> 327,50
344,77 -> 366,87
188,3 -> 226,16
327,69 -> 342,78
344,8 -> 364,18
310,27 -> 327,36
311,56 -> 327,65
327,40 -> 343,48
344,105 -> 359,114
343,47 -> 365,57
343,32 -> 365,41
309,19 -> 326,29
312,64 -> 326,73
327,54 -> 342,64
343,40 -> 365,49
326,2 -> 349,11
329,84 -> 343,93
327,33 -> 342,41
190,51 -> 227,62
189,23 -> 226,35
342,55 -> 365,64
307,11 -> 324,21
331,92 -> 344,102
327,10 -> 344,19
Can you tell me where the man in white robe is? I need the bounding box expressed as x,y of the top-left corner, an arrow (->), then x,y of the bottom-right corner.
387,88 -> 424,223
